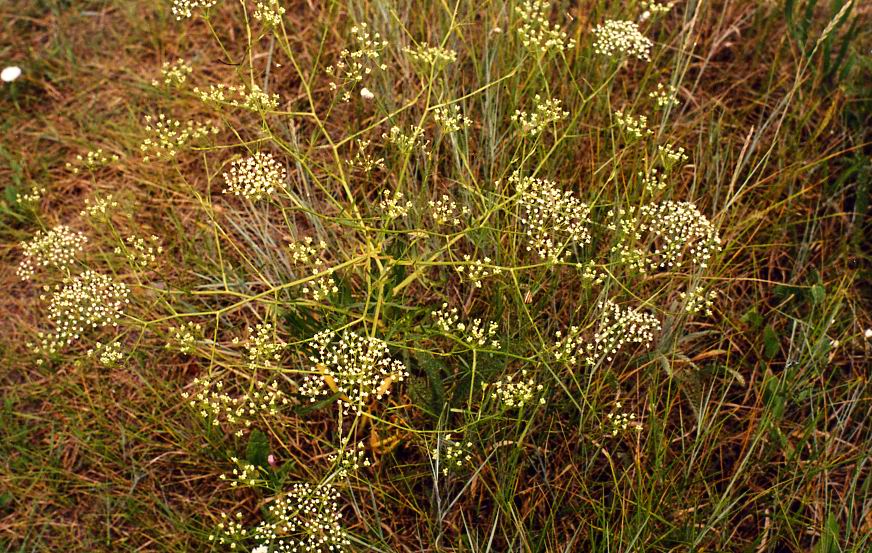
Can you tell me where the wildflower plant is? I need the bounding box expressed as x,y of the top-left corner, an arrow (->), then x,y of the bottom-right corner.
65,148 -> 119,174
326,23 -> 388,102
182,378 -> 287,437
300,330 -> 408,415
432,434 -> 473,476
152,58 -> 192,88
139,113 -> 218,162
222,152 -> 287,201
512,95 -> 569,136
252,483 -> 350,553
29,270 -> 130,356
17,225 -> 88,280
515,0 -> 576,55
512,172 -> 592,263
484,369 -> 546,409
432,303 -> 501,349
403,43 -> 457,70
605,402 -> 644,437
593,20 -> 653,61
433,104 -> 472,134
171,0 -> 218,20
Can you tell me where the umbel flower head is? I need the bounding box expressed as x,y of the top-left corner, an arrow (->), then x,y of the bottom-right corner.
29,270 -> 130,356
223,152 -> 287,201
593,19 -> 653,61
300,329 -> 408,415
251,482 -> 350,553
17,225 -> 88,280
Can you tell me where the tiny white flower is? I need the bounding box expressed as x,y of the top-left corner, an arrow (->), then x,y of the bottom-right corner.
360,87 -> 375,100
1,66 -> 22,82
865,328 -> 872,339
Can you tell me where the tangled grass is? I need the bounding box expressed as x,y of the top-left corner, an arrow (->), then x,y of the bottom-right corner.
1,0 -> 870,551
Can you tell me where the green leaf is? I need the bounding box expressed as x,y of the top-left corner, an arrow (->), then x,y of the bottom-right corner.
245,429 -> 269,468
810,284 -> 825,305
763,326 -> 780,360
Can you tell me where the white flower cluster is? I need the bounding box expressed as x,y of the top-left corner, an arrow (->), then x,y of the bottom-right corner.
220,456 -> 263,488
657,143 -> 688,167
152,58 -> 192,88
140,113 -> 218,162
593,20 -> 652,61
432,303 -> 500,349
223,152 -> 287,201
171,0 -> 218,20
16,185 -> 45,205
182,378 -> 287,437
326,23 -> 388,102
606,402 -> 644,436
641,1 -> 675,16
209,512 -> 245,549
588,300 -> 660,365
383,125 -> 428,154
432,434 -> 473,476
253,0 -> 285,27
169,321 -> 202,354
553,300 -> 660,366
649,82 -> 678,109
288,238 -> 338,301
115,234 -> 163,268
300,330 -> 408,415
328,441 -> 371,479
86,340 -> 124,367
29,270 -> 130,356
614,110 -> 653,139
610,201 -> 722,271
428,194 -> 470,227
512,172 -> 592,263
640,169 -> 667,193
195,83 -> 279,112
512,95 -> 568,136
242,322 -> 285,369
433,104 -> 472,134
515,0 -> 576,54
65,148 -> 119,174
680,285 -> 717,316
252,483 -> 350,553
80,194 -> 118,218
378,189 -> 412,220
403,43 -> 457,69
17,225 -> 87,280
484,369 -> 545,409
345,139 -> 384,172
455,255 -> 502,288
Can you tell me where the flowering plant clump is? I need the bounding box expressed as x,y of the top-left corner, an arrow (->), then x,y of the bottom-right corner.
650,82 -> 679,109
222,152 -> 287,201
585,300 -> 660,366
484,369 -> 546,409
152,58 -> 192,88
300,330 -> 408,415
195,83 -> 279,112
378,189 -> 412,220
383,125 -> 429,154
139,113 -> 218,162
512,172 -> 592,263
182,378 -> 287,437
403,43 -> 457,69
605,402 -> 644,437
433,104 -> 472,134
328,441 -> 371,479
326,23 -> 388,102
512,95 -> 569,136
220,457 -> 264,488
17,225 -> 88,280
610,201 -> 722,271
29,270 -> 130,356
169,321 -> 202,354
253,0 -> 285,27
80,194 -> 119,218
86,340 -> 124,367
515,0 -> 576,54
115,234 -> 163,268
240,323 -> 285,369
65,148 -> 119,174
428,194 -> 470,226
432,434 -> 473,476
455,255 -> 502,288
614,110 -> 653,139
288,238 -> 339,301
171,0 -> 218,20
252,483 -> 350,553
680,285 -> 717,316
593,20 -> 653,61
432,303 -> 501,349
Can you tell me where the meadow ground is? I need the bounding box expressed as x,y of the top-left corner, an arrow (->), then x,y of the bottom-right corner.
0,0 -> 870,551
